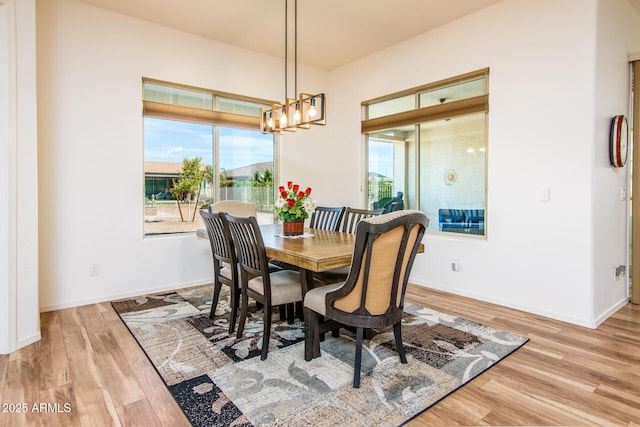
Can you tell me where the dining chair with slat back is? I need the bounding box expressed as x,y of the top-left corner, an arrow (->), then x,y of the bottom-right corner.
340,207 -> 384,234
211,200 -> 294,320
294,206 -> 347,289
309,206 -> 346,231
224,213 -> 306,360
313,207 -> 385,285
199,210 -> 241,334
303,210 -> 428,387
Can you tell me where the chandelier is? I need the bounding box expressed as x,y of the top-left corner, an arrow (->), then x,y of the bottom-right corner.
260,0 -> 326,134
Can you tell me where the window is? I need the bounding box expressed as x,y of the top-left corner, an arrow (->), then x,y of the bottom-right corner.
362,69 -> 488,237
143,79 -> 276,236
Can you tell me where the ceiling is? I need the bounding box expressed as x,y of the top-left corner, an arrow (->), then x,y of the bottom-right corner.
77,0 -> 505,70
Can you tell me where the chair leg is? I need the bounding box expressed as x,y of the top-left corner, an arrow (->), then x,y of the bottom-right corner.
353,327 -> 364,388
287,303 -> 295,324
393,322 -> 407,364
295,301 -> 304,321
304,307 -> 320,361
279,304 -> 286,321
210,280 -> 223,320
261,305 -> 272,360
236,290 -> 249,339
228,285 -> 240,335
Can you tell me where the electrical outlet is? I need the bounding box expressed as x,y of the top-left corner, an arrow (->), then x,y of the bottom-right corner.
451,258 -> 462,272
614,265 -> 626,280
89,264 -> 100,277
620,186 -> 627,201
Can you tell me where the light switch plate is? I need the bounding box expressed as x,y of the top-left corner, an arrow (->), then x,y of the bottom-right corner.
537,187 -> 550,202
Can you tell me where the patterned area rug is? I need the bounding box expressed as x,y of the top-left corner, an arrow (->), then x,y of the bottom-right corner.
112,284 -> 528,426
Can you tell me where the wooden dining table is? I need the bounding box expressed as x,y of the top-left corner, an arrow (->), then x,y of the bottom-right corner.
198,222 -> 424,295
259,224 -> 356,294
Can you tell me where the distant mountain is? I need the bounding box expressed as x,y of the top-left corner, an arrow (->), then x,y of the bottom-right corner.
222,161 -> 274,180
144,161 -> 273,180
368,171 -> 391,180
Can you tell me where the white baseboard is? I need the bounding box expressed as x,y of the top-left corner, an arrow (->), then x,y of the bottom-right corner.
408,279 -> 625,329
16,332 -> 41,350
593,297 -> 629,328
39,279 -> 212,313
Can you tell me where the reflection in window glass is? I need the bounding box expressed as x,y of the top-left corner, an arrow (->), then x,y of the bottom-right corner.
368,94 -> 415,119
420,113 -> 486,235
367,126 -> 414,212
368,139 -> 394,209
219,97 -> 266,116
143,83 -> 213,109
419,78 -> 486,108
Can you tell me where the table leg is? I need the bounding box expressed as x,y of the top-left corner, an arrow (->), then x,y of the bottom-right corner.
298,269 -> 315,321
300,268 -> 314,295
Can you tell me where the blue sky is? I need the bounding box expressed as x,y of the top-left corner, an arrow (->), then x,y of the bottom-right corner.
144,117 -> 273,170
369,139 -> 394,178
145,117 -> 394,178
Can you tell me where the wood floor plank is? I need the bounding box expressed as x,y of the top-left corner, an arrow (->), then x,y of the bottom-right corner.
407,387 -> 492,426
58,307 -> 122,426
116,399 -> 162,427
596,383 -> 640,412
31,384 -> 79,427
0,352 -> 8,409
37,312 -> 71,391
3,284 -> 640,426
83,329 -> 147,408
479,378 -> 616,426
1,343 -> 46,427
503,348 -> 599,393
490,363 -> 640,425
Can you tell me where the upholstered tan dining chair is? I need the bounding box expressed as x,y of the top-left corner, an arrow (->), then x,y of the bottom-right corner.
303,210 -> 428,387
199,210 -> 241,334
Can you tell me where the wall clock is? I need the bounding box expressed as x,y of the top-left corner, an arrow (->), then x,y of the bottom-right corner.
610,115 -> 628,168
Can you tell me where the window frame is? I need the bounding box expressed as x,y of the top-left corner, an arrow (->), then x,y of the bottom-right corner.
362,68 -> 488,132
361,68 -> 489,239
142,78 -> 279,237
142,77 -> 275,130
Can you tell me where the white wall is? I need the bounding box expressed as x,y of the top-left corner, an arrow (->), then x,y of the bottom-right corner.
0,0 -> 39,354
323,0 -> 640,327
33,0 -> 640,331
36,0 -> 329,311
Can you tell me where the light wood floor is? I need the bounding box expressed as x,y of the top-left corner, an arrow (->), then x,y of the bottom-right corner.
1,284 -> 639,427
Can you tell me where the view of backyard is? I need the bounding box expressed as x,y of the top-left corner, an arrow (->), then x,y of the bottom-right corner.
144,174 -> 393,235
144,173 -> 276,235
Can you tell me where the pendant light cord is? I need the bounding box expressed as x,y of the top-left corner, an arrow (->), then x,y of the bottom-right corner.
284,0 -> 288,100
294,0 -> 298,98
283,0 -> 298,101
